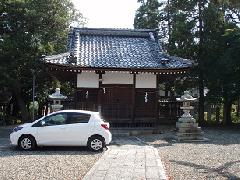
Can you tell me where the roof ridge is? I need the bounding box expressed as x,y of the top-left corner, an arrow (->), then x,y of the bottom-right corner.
70,27 -> 158,32
68,27 -> 158,39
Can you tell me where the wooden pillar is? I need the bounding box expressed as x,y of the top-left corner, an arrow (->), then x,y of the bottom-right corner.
98,73 -> 103,115
155,74 -> 159,126
132,73 -> 136,123
74,73 -> 78,109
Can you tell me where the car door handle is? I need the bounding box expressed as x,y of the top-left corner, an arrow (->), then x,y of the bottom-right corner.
59,127 -> 66,130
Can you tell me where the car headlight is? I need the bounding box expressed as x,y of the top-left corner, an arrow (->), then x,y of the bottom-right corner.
12,126 -> 23,133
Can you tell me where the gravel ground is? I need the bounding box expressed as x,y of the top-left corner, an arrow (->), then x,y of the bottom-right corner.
137,126 -> 240,180
0,127 -> 103,180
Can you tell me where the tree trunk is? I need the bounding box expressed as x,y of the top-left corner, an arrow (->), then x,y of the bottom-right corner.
12,81 -> 30,123
215,105 -> 220,124
38,103 -> 44,118
198,72 -> 205,125
237,96 -> 240,117
167,0 -> 171,38
14,92 -> 30,123
197,0 -> 205,125
223,97 -> 232,126
44,101 -> 49,116
207,105 -> 211,122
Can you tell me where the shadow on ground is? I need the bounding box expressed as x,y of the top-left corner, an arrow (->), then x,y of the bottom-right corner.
111,136 -> 146,147
136,126 -> 240,146
170,159 -> 240,179
0,145 -> 103,157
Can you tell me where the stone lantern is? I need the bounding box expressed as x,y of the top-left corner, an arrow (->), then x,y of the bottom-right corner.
49,88 -> 67,112
176,91 -> 204,141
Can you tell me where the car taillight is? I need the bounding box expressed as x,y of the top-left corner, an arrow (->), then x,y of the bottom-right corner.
101,124 -> 109,130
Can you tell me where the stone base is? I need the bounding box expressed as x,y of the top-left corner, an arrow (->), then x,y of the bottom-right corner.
177,127 -> 202,133
176,119 -> 205,141
174,136 -> 209,142
176,122 -> 199,129
176,132 -> 204,139
178,117 -> 196,123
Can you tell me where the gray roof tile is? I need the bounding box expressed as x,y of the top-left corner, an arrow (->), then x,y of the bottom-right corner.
44,28 -> 192,70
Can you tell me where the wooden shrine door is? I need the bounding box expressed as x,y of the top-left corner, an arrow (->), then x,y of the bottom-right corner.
135,89 -> 157,124
100,85 -> 133,123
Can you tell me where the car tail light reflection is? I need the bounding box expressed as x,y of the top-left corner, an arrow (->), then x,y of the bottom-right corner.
101,124 -> 109,130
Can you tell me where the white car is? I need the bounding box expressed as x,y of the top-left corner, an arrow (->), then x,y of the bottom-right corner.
10,110 -> 112,151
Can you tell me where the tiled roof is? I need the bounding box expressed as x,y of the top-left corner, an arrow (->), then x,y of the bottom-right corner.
43,28 -> 193,70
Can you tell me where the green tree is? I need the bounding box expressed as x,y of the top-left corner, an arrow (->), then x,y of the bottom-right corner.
134,0 -> 162,29
134,0 -> 240,125
205,26 -> 240,125
0,0 -> 85,122
201,1 -> 240,125
165,0 -> 197,59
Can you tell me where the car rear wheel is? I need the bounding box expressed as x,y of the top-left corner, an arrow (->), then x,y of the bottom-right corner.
18,135 -> 36,150
87,136 -> 105,151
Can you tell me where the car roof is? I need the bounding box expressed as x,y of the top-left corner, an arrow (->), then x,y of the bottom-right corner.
51,110 -> 99,115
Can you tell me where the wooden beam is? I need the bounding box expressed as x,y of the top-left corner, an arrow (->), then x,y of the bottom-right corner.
44,63 -> 191,74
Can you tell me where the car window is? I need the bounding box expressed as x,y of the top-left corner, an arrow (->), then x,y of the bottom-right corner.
97,114 -> 107,122
67,113 -> 91,124
43,113 -> 67,126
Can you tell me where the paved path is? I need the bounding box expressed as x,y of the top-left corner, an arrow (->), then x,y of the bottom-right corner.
0,127 -> 12,151
83,137 -> 167,180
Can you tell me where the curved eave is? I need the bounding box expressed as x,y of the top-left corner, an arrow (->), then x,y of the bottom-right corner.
43,61 -> 192,75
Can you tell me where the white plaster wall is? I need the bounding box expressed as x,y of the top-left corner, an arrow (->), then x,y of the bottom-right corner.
102,72 -> 133,84
136,74 -> 156,88
77,71 -> 99,88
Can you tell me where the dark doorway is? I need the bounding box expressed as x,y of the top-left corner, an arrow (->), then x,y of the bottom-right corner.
135,89 -> 157,124
101,85 -> 133,123
75,89 -> 98,111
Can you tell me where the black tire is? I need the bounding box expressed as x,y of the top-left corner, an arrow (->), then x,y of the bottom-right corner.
18,135 -> 36,151
87,135 -> 105,152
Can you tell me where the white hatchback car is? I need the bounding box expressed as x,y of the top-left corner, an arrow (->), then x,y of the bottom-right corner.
10,110 -> 112,151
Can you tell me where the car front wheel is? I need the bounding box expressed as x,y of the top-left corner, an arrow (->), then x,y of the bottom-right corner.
87,136 -> 105,151
18,135 -> 36,150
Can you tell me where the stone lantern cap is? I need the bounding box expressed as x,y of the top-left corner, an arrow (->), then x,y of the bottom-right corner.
49,88 -> 67,100
176,91 -> 197,102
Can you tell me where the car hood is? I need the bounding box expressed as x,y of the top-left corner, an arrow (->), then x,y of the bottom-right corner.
19,118 -> 43,128
19,123 -> 33,128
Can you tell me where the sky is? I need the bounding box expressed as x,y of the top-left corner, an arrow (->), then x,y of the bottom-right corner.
72,0 -> 140,28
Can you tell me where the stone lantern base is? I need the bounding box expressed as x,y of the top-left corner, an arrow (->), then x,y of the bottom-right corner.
175,91 -> 207,141
176,118 -> 204,141
176,91 -> 208,141
175,112 -> 205,141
